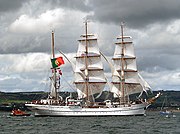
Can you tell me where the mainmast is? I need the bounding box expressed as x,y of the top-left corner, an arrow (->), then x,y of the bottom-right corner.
51,31 -> 58,100
74,21 -> 107,103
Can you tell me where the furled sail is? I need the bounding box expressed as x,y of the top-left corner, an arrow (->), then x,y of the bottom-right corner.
49,69 -> 61,98
111,35 -> 151,98
49,76 -> 56,98
74,34 -> 107,98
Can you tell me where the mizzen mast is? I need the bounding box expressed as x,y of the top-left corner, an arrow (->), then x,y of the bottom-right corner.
52,31 -> 55,59
51,31 -> 58,100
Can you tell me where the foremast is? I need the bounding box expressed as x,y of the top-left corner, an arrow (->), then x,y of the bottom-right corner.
74,21 -> 107,105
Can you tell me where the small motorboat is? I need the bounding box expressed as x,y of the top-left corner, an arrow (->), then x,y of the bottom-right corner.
159,95 -> 176,117
160,110 -> 172,115
10,109 -> 31,116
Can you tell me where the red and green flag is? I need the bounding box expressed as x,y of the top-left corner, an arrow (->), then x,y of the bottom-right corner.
51,56 -> 64,68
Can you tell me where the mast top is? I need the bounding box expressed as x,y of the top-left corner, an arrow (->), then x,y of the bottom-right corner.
83,18 -> 90,24
120,22 -> 125,40
51,30 -> 55,58
120,22 -> 125,27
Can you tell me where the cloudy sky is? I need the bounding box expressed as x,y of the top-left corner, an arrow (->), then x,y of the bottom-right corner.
0,0 -> 180,92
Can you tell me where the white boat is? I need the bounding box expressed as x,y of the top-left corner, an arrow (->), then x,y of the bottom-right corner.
159,95 -> 176,117
26,21 -> 160,117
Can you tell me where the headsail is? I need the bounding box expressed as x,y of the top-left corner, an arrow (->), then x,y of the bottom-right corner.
74,22 -> 107,99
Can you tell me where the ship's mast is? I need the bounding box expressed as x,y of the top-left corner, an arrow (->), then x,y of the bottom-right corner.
52,31 -> 55,58
120,23 -> 126,104
84,20 -> 89,103
51,31 -> 58,100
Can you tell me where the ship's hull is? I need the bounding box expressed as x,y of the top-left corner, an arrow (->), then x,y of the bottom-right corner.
25,103 -> 148,117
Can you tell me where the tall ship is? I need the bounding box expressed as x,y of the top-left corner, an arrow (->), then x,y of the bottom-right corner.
25,21 -> 160,116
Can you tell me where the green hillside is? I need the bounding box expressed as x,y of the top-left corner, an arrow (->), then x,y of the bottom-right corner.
0,91 -> 179,111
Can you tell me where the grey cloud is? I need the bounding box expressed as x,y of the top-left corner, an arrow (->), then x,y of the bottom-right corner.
0,0 -> 180,92
137,49 -> 180,72
0,0 -> 25,13
0,32 -> 78,54
47,0 -> 91,12
89,0 -> 180,29
0,34 -> 49,54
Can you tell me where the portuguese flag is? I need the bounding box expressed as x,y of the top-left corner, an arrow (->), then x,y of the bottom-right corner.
51,56 -> 64,68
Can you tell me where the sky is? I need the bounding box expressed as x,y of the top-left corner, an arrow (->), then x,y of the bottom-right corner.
0,0 -> 180,92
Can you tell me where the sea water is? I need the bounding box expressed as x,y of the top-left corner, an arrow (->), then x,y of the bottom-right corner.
0,111 -> 179,134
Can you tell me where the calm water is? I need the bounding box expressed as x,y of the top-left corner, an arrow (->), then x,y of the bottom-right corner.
0,111 -> 179,134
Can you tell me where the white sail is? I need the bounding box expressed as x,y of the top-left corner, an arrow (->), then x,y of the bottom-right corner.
75,82 -> 106,98
114,37 -> 135,58
50,80 -> 56,98
111,83 -> 142,97
138,73 -> 151,92
77,36 -> 100,57
75,56 -> 104,71
74,34 -> 106,98
113,58 -> 137,71
111,35 -> 150,97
